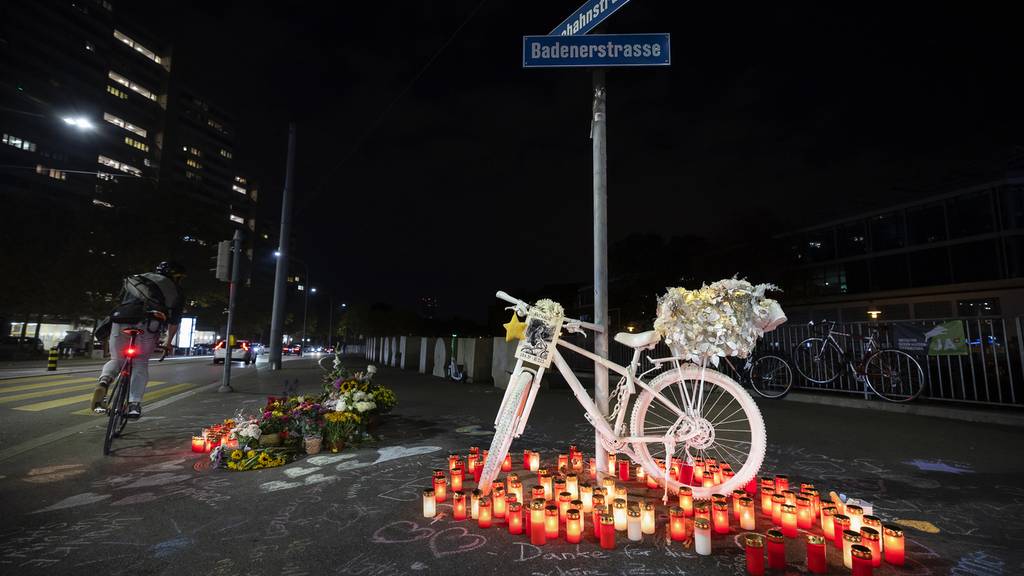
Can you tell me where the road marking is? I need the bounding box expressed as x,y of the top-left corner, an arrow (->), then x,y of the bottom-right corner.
13,381 -> 169,412
0,377 -> 96,395
0,379 -> 107,403
66,382 -> 195,415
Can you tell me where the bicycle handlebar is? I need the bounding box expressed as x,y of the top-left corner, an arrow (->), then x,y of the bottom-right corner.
495,291 -> 604,333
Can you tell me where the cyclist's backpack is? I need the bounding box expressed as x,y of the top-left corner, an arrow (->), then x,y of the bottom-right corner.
110,275 -> 168,325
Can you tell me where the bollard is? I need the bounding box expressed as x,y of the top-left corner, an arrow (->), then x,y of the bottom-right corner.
47,347 -> 59,371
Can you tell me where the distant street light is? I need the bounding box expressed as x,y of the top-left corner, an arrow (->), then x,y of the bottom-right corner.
62,116 -> 94,130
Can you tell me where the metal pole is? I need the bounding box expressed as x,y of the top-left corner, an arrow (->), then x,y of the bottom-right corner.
220,229 -> 243,392
269,123 -> 297,370
302,286 -> 309,349
592,69 -> 609,476
328,294 -> 334,351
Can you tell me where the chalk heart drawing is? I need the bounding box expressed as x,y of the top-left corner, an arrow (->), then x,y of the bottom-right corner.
372,521 -> 486,559
373,521 -> 434,544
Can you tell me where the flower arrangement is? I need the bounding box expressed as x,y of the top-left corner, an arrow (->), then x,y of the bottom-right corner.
212,446 -> 293,471
653,278 -> 787,366
372,386 -> 397,414
290,399 -> 325,439
533,299 -> 565,322
324,411 -> 362,447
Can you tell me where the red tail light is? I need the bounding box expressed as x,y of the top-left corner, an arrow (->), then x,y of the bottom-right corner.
241,343 -> 249,351
214,341 -> 224,350
125,347 -> 138,357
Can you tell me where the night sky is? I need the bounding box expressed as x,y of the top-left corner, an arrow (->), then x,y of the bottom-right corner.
129,1 -> 1021,321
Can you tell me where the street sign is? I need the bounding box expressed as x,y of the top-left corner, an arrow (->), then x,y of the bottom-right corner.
550,0 -> 632,36
523,33 -> 670,68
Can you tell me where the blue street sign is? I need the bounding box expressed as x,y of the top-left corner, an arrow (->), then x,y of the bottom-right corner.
523,33 -> 670,69
550,0 -> 632,36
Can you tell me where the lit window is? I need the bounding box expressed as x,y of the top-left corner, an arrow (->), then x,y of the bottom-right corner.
113,30 -> 162,65
36,164 -> 66,180
220,148 -> 233,159
85,41 -> 95,51
103,113 -> 147,137
124,136 -> 149,152
186,158 -> 202,169
184,146 -> 201,157
2,133 -> 36,151
97,172 -> 116,181
107,85 -> 128,99
107,71 -> 157,102
92,199 -> 114,208
232,184 -> 246,194
185,170 -> 202,182
229,214 -> 245,224
234,176 -> 246,184
97,154 -> 142,177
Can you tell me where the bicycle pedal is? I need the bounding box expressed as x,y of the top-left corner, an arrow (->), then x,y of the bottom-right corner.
93,407 -> 108,414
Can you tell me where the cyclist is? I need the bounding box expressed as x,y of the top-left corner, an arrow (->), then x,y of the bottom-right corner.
91,261 -> 186,418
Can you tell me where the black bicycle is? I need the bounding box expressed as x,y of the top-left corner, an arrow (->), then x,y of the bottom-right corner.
96,327 -> 166,455
722,347 -> 794,399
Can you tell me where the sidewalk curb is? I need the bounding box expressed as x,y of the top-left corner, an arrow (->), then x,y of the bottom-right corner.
780,391 -> 1024,427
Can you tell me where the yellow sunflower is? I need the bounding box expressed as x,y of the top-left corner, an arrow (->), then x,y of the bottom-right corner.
227,462 -> 237,470
247,450 -> 256,458
231,450 -> 243,461
258,453 -> 272,465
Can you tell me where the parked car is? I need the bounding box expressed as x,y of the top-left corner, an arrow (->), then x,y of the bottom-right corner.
282,344 -> 303,356
191,343 -> 214,356
0,336 -> 45,360
213,339 -> 254,365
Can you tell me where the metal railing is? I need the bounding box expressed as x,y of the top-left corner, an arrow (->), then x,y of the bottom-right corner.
562,316 -> 1024,407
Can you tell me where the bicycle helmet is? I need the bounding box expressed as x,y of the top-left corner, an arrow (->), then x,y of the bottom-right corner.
155,261 -> 186,279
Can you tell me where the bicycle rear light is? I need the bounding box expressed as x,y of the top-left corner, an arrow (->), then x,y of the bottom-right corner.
125,347 -> 138,357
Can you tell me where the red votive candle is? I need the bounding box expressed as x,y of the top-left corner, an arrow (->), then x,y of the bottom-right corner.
530,500 -> 547,545
473,458 -> 483,483
557,453 -> 569,472
806,534 -> 826,574
524,449 -> 532,469
558,492 -> 572,522
669,505 -> 686,541
191,436 -> 205,452
852,544 -> 873,576
766,529 -> 785,569
732,489 -> 747,521
452,491 -> 467,520
883,525 -> 905,565
544,505 -> 559,539
702,471 -> 714,488
760,486 -> 775,514
592,504 -> 607,538
796,496 -> 813,529
477,496 -> 492,529
771,494 -> 786,525
618,459 -> 630,482
566,509 -> 582,543
774,475 -> 788,493
450,466 -> 463,493
502,454 -> 512,472
833,514 -> 851,549
713,502 -> 731,534
821,504 -> 837,540
529,451 -> 540,472
861,527 -> 881,568
507,501 -> 523,535
493,488 -> 507,518
781,504 -> 797,537
433,475 -> 447,503
694,500 -> 710,523
599,514 -> 616,549
745,534 -> 765,576
678,486 -> 694,517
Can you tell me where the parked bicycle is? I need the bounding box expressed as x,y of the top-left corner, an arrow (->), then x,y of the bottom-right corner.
478,290 -> 771,501
792,320 -> 925,402
721,346 -> 794,399
94,327 -> 166,455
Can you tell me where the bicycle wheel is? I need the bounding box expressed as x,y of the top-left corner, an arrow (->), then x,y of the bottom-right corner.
477,369 -> 534,494
748,355 -> 793,399
864,349 -> 925,402
793,338 -> 843,384
103,373 -> 128,455
630,364 -> 766,499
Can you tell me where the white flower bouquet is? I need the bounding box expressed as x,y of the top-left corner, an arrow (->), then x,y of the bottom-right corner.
653,278 -> 786,366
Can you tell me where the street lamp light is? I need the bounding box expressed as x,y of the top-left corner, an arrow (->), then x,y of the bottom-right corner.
62,116 -> 94,130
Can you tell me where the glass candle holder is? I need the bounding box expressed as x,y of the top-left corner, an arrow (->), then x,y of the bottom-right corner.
502,454 -> 512,472
693,458 -> 705,481
851,544 -> 873,576
614,485 -> 628,506
448,452 -> 460,471
760,486 -> 775,515
510,480 -> 523,504
832,514 -> 851,548
771,494 -> 786,526
508,501 -> 523,535
566,473 -> 579,500
554,477 -> 567,499
450,467 -> 464,493
532,485 -> 546,503
702,471 -> 714,488
669,505 -> 686,541
580,483 -> 594,513
627,508 -> 642,542
695,500 -> 711,522
524,449 -> 533,470
530,500 -> 547,545
540,472 -> 554,501
806,488 -> 821,515
471,489 -> 482,520
613,498 -> 628,531
544,505 -> 559,539
766,529 -> 785,570
607,454 -> 617,476
635,464 -> 645,483
860,527 -> 881,567
732,489 -> 747,520
529,451 -> 540,472
592,504 -> 607,539
713,501 -> 731,534
821,504 -> 837,540
846,504 -> 864,532
745,533 -> 765,576
842,529 -> 861,569
558,492 -> 573,522
452,491 -> 467,520
566,509 -> 582,543
558,453 -> 569,473
694,518 -> 711,556
806,534 -> 826,574
191,436 -> 205,452
493,489 -> 507,518
862,515 -> 882,549
618,459 -> 631,482
678,486 -> 694,517
774,475 -> 789,493
478,496 -> 492,529
592,493 -> 606,521
711,493 -> 728,505
796,496 -> 813,529
589,458 -> 597,479
422,489 -> 436,518
781,489 -> 796,506
599,514 -> 616,549
641,501 -> 656,535
710,465 -> 722,485
739,497 -> 756,530
602,477 -> 617,493
433,476 -> 447,503
781,504 -> 797,538
883,525 -> 904,565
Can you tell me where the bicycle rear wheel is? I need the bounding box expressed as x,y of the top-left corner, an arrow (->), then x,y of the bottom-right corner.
864,349 -> 925,402
749,355 -> 793,399
477,369 -> 534,494
630,365 -> 766,499
793,338 -> 842,384
103,373 -> 128,455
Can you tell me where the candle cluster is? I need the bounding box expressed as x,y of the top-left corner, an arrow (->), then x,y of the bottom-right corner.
421,445 -> 904,574
191,423 -> 237,453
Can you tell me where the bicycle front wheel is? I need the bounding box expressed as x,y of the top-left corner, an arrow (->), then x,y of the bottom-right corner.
103,374 -> 128,455
478,369 -> 534,494
793,338 -> 842,384
630,364 -> 766,499
864,349 -> 925,402
749,355 -> 793,399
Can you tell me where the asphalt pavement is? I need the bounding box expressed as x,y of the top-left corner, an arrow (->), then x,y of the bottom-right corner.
0,356 -> 1021,575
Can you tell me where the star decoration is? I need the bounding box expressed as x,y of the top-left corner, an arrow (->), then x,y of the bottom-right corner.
503,311 -> 527,342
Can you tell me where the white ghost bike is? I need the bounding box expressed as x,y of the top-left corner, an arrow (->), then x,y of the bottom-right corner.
478,291 -> 767,501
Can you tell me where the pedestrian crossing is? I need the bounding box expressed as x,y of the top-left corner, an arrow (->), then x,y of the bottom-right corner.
0,374 -> 199,415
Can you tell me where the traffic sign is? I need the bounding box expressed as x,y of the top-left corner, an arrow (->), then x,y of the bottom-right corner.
550,0 -> 632,36
523,33 -> 670,68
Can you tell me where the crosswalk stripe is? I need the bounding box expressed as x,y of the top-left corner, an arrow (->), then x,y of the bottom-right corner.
0,377 -> 97,395
12,381 -> 169,412
68,382 -> 195,415
0,381 -> 101,404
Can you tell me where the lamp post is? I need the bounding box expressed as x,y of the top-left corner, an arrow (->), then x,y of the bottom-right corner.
274,250 -> 312,347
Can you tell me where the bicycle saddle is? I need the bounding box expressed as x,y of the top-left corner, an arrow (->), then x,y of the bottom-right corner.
120,328 -> 145,335
613,330 -> 660,349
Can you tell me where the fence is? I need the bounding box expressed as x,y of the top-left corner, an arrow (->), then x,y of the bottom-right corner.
560,316 -> 1024,407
